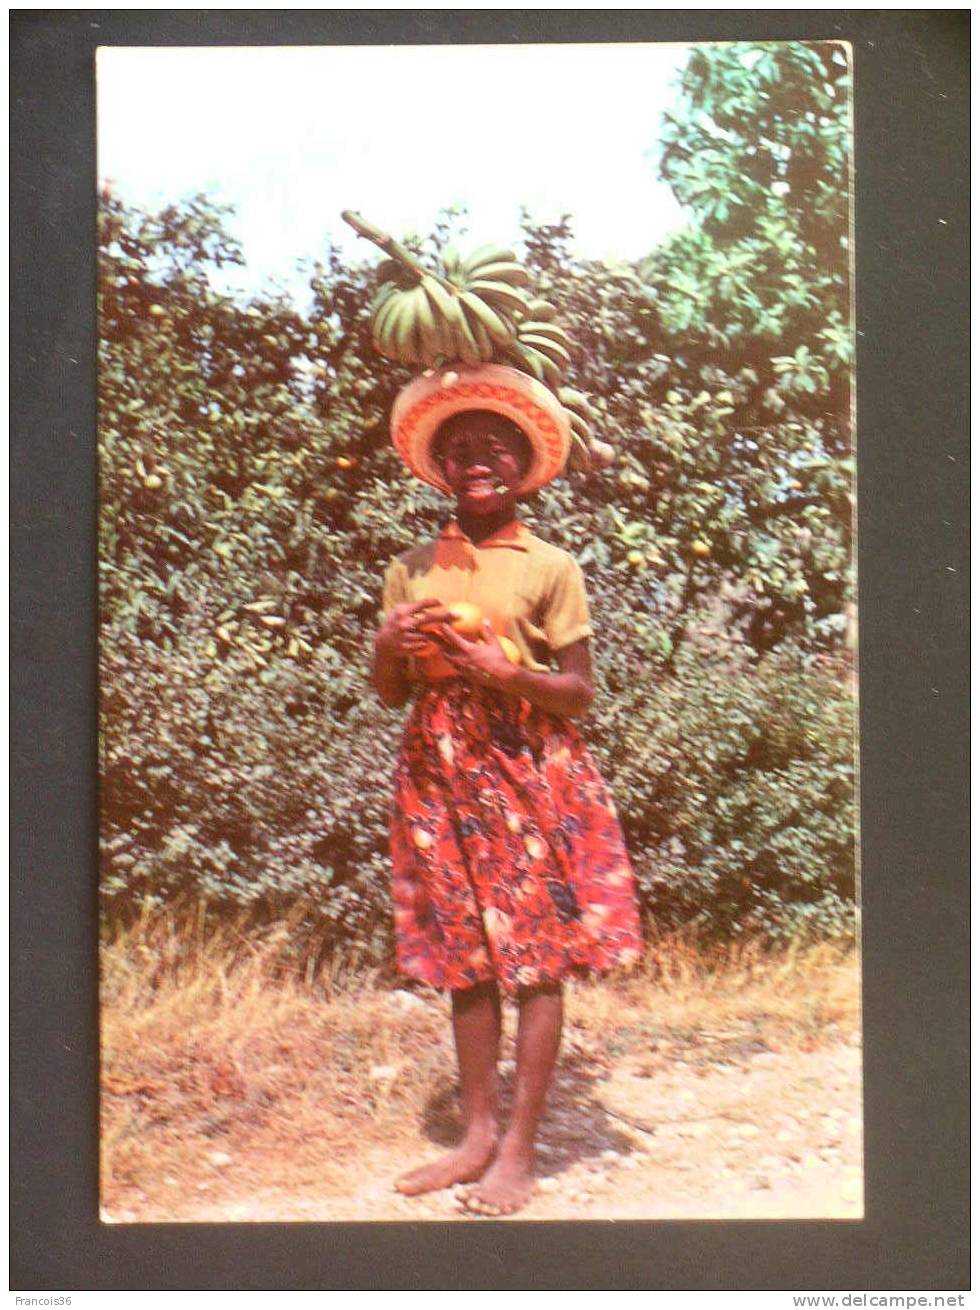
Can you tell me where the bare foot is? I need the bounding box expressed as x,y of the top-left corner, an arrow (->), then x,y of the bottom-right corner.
394,1130 -> 497,1196
461,1146 -> 535,1216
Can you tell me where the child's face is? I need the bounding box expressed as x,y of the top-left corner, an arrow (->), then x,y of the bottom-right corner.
433,414 -> 531,515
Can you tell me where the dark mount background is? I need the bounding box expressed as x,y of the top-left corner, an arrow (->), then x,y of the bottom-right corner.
11,10 -> 968,1293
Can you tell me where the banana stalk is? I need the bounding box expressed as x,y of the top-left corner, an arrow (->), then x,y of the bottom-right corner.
342,209 -> 457,295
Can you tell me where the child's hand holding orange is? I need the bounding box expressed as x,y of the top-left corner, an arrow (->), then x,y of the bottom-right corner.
438,619 -> 522,688
375,598 -> 455,660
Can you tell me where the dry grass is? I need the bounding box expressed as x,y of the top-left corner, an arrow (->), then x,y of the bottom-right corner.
101,903 -> 453,1200
100,903 -> 859,1213
566,924 -> 860,1048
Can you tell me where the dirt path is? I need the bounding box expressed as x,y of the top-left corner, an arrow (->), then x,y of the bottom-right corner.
103,1030 -> 862,1223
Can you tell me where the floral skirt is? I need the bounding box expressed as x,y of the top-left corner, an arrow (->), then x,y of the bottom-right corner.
389,679 -> 643,995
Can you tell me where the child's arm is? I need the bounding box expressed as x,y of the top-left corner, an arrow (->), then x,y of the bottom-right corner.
437,622 -> 594,718
506,637 -> 594,718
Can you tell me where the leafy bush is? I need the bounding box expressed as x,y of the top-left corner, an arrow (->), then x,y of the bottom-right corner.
585,635 -> 856,940
101,632 -> 403,959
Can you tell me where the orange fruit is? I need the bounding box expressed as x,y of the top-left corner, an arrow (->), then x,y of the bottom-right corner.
415,602 -> 493,680
420,600 -> 483,639
446,601 -> 483,637
691,539 -> 712,558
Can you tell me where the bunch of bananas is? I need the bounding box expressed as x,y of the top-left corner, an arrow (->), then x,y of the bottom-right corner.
508,305 -> 575,389
371,244 -> 531,368
559,388 -> 616,473
343,210 -> 619,476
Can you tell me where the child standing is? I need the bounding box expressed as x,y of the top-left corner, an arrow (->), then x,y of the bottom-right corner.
372,365 -> 642,1215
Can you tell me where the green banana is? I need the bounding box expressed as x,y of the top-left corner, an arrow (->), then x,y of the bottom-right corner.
414,286 -> 445,362
566,428 -> 593,473
392,291 -> 423,363
508,343 -> 542,382
518,332 -> 572,372
450,301 -> 484,365
465,261 -> 530,288
421,276 -> 469,360
509,342 -> 547,384
463,244 -> 517,276
370,280 -> 399,315
382,290 -> 414,351
409,286 -> 434,363
371,283 -> 400,329
441,244 -> 463,284
557,387 -> 598,423
521,343 -> 561,388
460,290 -> 516,350
379,294 -> 407,361
525,298 -> 558,322
465,279 -> 529,319
467,311 -> 495,360
373,291 -> 405,356
519,320 -> 574,352
566,408 -> 594,444
368,237 -> 575,379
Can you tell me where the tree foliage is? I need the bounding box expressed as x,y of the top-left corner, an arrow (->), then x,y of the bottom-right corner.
630,41 -> 855,652
656,42 -> 851,399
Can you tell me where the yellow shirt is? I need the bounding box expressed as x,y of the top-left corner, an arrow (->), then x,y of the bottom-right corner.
381,518 -> 592,674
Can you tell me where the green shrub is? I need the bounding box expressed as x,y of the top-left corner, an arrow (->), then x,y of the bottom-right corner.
101,631 -> 403,960
585,634 -> 856,940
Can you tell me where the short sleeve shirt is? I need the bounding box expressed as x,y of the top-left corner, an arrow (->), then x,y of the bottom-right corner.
381,518 -> 592,674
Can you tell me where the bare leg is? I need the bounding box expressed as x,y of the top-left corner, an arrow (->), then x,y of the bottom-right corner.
395,981 -> 501,1195
463,981 -> 562,1215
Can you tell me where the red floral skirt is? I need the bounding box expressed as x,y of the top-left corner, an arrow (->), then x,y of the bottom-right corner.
389,679 -> 643,995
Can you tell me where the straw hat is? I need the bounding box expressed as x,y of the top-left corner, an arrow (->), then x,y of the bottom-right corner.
390,364 -> 571,495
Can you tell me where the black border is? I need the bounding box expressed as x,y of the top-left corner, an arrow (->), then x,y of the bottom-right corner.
10,9 -> 970,1292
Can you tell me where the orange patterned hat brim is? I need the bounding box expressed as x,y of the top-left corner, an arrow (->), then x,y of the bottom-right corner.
389,364 -> 571,495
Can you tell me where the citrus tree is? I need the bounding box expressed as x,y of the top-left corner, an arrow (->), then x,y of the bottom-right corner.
648,41 -> 853,653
